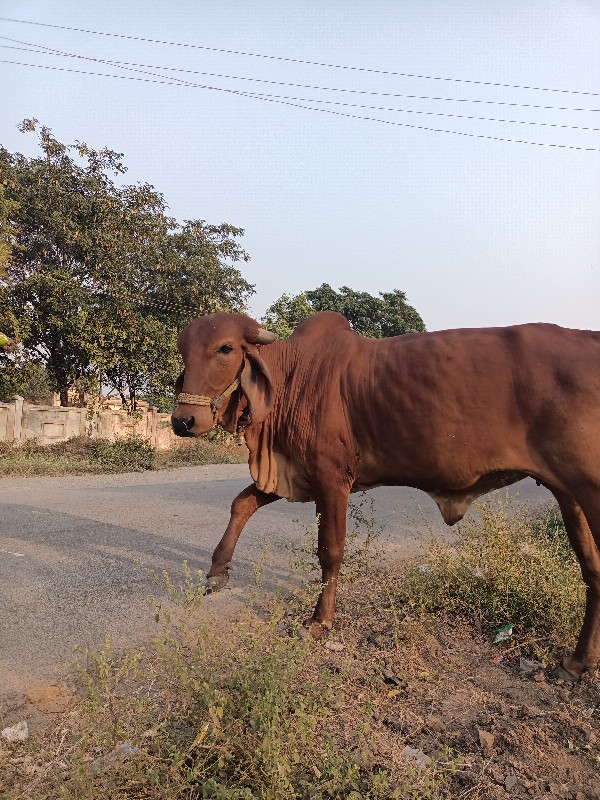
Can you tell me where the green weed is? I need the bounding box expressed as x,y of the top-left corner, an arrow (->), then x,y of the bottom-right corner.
0,435 -> 245,476
3,498 -> 589,799
1,560 -> 453,800
402,497 -> 585,653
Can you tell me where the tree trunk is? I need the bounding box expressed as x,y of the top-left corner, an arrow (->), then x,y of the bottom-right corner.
59,387 -> 69,406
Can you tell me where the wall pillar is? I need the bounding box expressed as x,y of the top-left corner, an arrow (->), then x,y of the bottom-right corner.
149,406 -> 158,449
12,395 -> 23,443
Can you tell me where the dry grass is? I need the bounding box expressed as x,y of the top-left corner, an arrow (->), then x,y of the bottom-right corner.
399,497 -> 586,653
1,498 -> 598,800
0,436 -> 246,477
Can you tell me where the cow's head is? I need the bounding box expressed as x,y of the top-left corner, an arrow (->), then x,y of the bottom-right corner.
171,312 -> 277,438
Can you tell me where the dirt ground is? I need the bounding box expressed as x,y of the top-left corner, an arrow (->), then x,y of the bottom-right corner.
1,587 -> 599,799
325,593 -> 600,800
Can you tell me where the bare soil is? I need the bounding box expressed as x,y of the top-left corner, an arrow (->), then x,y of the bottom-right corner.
1,581 -> 598,799
324,583 -> 600,800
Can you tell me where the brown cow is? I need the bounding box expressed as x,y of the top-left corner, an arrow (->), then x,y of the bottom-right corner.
172,311 -> 600,679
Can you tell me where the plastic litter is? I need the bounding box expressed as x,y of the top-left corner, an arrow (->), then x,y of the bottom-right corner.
493,623 -> 513,644
401,745 -> 432,768
90,741 -> 139,775
491,654 -> 504,665
417,564 -> 429,573
1,721 -> 29,742
117,742 -> 139,755
519,657 -> 544,676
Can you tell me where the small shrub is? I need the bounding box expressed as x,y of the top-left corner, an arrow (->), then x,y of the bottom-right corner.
402,497 -> 585,653
0,436 -> 97,476
290,494 -> 386,583
0,434 -> 246,475
89,436 -> 155,472
3,561 -> 454,800
156,437 -> 246,469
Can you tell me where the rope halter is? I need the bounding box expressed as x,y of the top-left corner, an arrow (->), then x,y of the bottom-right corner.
177,378 -> 240,425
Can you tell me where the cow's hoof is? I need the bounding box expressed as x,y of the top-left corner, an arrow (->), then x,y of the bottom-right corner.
555,654 -> 599,682
205,572 -> 229,593
551,665 -> 578,683
551,659 -> 581,683
299,619 -> 332,641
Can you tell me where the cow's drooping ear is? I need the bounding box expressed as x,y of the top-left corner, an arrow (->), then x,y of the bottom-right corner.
240,345 -> 273,424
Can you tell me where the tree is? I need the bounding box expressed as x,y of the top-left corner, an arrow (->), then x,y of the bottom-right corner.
0,184 -> 18,275
262,284 -> 425,338
0,121 -> 254,408
0,358 -> 52,403
260,292 -> 313,339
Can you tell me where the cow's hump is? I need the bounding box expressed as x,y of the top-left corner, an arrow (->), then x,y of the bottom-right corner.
291,311 -> 353,340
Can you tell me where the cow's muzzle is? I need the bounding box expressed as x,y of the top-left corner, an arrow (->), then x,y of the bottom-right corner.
171,415 -> 196,437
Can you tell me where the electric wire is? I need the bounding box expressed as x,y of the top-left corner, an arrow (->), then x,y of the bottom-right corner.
0,15 -> 597,97
221,89 -> 600,131
2,58 -> 598,151
2,38 -> 599,113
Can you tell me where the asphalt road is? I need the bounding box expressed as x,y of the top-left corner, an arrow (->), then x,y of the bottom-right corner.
0,464 -> 553,714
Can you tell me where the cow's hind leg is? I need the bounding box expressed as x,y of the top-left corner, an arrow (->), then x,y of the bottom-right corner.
303,485 -> 350,638
206,484 -> 279,592
552,489 -> 600,678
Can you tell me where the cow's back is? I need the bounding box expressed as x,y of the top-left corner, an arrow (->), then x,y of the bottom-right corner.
341,323 -> 600,491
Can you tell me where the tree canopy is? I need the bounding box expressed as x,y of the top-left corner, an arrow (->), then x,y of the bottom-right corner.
262,284 -> 426,339
0,121 -> 254,408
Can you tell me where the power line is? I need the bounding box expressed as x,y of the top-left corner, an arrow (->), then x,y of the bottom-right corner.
0,58 -> 221,90
225,90 -> 600,131
2,59 -> 599,151
239,94 -> 600,151
0,15 -> 597,98
2,37 -> 599,114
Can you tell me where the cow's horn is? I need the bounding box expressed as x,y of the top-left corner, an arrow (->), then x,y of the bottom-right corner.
254,327 -> 277,344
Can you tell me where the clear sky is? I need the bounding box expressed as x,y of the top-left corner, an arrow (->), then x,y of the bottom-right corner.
1,1 -> 599,332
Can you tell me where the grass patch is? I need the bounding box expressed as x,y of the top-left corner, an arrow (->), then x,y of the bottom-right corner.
155,438 -> 246,470
2,563 -> 451,800
1,498 -> 594,799
0,435 -> 246,477
399,497 -> 585,655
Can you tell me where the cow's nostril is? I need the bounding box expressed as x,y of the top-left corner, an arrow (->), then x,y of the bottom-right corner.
172,415 -> 195,437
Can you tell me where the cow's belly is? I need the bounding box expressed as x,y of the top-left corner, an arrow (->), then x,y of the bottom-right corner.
353,468 -> 529,525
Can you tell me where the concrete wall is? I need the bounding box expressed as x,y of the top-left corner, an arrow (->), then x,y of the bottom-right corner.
0,396 -> 182,450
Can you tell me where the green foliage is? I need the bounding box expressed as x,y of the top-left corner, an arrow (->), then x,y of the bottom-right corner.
403,498 -> 584,653
157,438 -> 246,468
0,436 -> 153,476
0,183 -> 19,275
89,436 -> 156,472
19,564 -> 447,800
262,284 -> 425,339
0,435 -> 245,476
0,120 -> 254,408
260,292 -> 313,339
0,357 -> 52,402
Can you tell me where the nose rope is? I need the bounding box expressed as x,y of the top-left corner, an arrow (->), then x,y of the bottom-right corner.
177,378 -> 240,423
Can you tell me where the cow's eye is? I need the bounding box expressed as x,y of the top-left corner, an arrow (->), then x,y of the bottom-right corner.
218,344 -> 234,354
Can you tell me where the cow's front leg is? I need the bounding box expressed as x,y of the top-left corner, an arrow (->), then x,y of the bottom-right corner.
303,485 -> 350,638
206,483 -> 279,591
